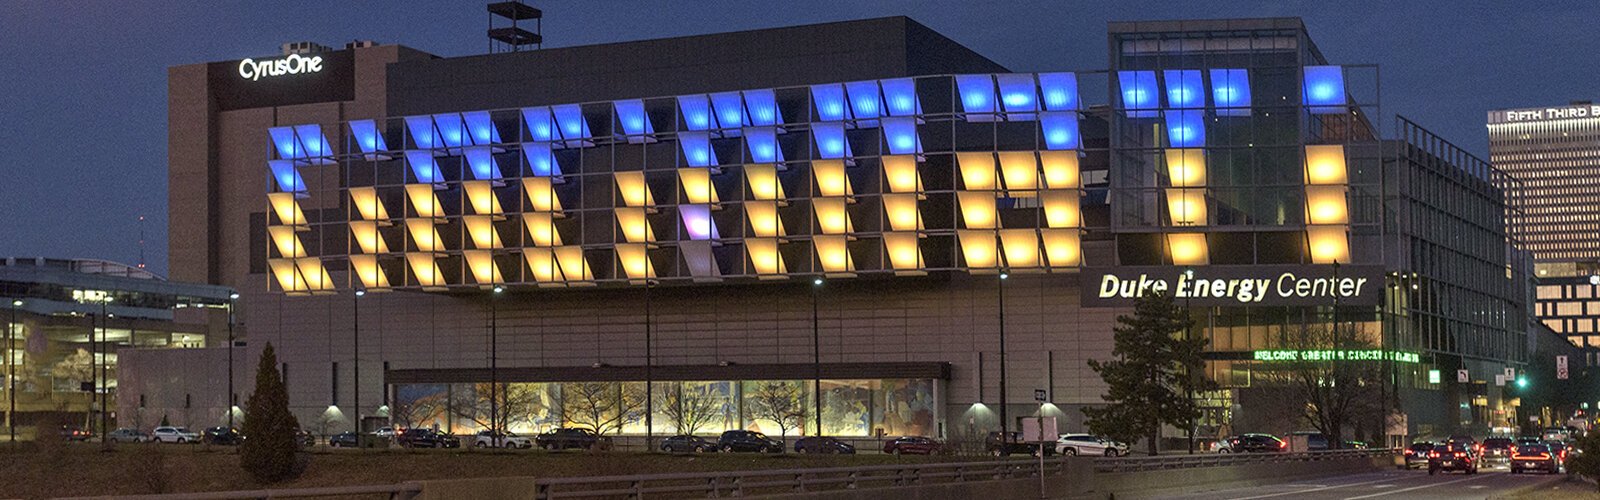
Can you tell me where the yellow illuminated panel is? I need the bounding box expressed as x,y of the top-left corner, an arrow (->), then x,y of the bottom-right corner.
813,160 -> 853,197
463,215 -> 503,249
1305,145 -> 1347,185
556,246 -> 594,284
523,177 -> 564,212
746,238 -> 787,276
1039,151 -> 1079,189
615,244 -> 657,282
295,257 -> 334,292
882,194 -> 923,231
1041,190 -> 1080,229
813,198 -> 854,234
405,184 -> 443,218
268,192 -> 308,226
1165,149 -> 1206,187
1308,226 -> 1350,264
615,207 -> 656,243
957,152 -> 997,190
615,171 -> 655,207
523,212 -> 562,246
1164,188 -> 1207,226
957,230 -> 998,269
523,248 -> 561,283
813,235 -> 855,275
882,232 -> 925,275
268,259 -> 304,292
1167,233 -> 1209,266
1306,185 -> 1350,225
882,155 -> 923,193
744,201 -> 786,237
464,250 -> 504,286
745,163 -> 786,201
405,219 -> 445,252
268,226 -> 308,258
999,229 -> 1040,268
956,192 -> 998,229
406,253 -> 447,288
350,254 -> 390,289
463,181 -> 504,216
1041,229 -> 1081,268
678,168 -> 719,205
349,221 -> 389,254
998,151 -> 1038,193
348,187 -> 389,221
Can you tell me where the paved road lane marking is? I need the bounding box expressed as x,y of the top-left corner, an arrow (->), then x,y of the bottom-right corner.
1225,476 -> 1401,500
1341,473 -> 1493,499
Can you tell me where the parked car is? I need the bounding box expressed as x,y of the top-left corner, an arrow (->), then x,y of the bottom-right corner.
536,428 -> 610,450
882,436 -> 941,455
328,431 -> 360,448
108,428 -> 151,443
203,426 -> 245,445
297,429 -> 317,448
474,430 -> 532,449
1056,434 -> 1126,457
374,427 -> 397,440
152,426 -> 199,444
1547,440 -> 1572,463
1427,442 -> 1479,475
717,430 -> 783,453
1510,443 -> 1560,474
1288,431 -> 1332,451
1482,437 -> 1515,464
58,426 -> 91,442
397,428 -> 459,448
794,436 -> 855,454
1343,440 -> 1368,450
1402,442 -> 1434,469
985,431 -> 1051,457
1216,434 -> 1286,453
659,434 -> 715,453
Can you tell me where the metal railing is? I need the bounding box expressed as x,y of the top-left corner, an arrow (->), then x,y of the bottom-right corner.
1093,448 -> 1394,473
532,458 -> 1053,499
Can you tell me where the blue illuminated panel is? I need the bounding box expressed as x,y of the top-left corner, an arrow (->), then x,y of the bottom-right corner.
551,104 -> 591,141
1166,110 -> 1206,148
955,75 -> 996,116
1303,65 -> 1347,114
268,127 -> 300,160
1162,70 -> 1204,109
880,78 -> 921,116
614,99 -> 654,137
464,146 -> 500,180
845,81 -> 883,125
292,124 -> 332,160
433,113 -> 466,149
1209,69 -> 1251,117
521,107 -> 555,142
462,111 -> 501,145
882,117 -> 921,155
680,131 -> 717,167
405,150 -> 443,184
745,127 -> 783,163
678,95 -> 714,131
1037,72 -> 1078,112
996,73 -> 1038,115
1040,112 -> 1080,150
1117,70 -> 1159,118
811,84 -> 850,122
680,204 -> 719,240
349,120 -> 388,155
710,92 -> 748,130
269,160 -> 306,193
522,142 -> 561,177
811,122 -> 852,159
744,89 -> 782,127
407,116 -> 440,149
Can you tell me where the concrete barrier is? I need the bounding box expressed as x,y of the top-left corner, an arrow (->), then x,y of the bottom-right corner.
417,476 -> 538,500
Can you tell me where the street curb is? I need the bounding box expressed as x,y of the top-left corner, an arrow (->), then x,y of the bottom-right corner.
1489,473 -> 1589,499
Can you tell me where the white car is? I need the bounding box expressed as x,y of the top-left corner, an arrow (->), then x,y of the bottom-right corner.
474,430 -> 533,448
1057,433 -> 1127,456
374,427 -> 396,439
152,426 -> 199,444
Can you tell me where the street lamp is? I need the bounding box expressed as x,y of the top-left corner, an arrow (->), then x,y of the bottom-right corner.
644,280 -> 653,447
353,289 -> 364,436
490,285 -> 503,447
99,295 -> 112,448
227,292 -> 238,431
8,299 -> 19,443
997,271 -> 1008,440
811,278 -> 824,435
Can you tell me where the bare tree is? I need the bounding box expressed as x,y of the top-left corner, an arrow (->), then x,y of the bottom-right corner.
746,381 -> 808,448
1258,321 -> 1385,448
51,348 -> 95,430
562,382 -> 646,435
391,387 -> 448,429
656,382 -> 723,435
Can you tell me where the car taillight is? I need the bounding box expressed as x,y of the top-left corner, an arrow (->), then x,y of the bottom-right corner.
1279,441 -> 1287,449
1454,452 -> 1465,457
1428,451 -> 1438,458
1404,450 -> 1413,456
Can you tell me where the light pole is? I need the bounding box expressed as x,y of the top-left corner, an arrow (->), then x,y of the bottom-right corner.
811,278 -> 823,436
227,292 -> 238,431
644,281 -> 653,447
100,295 -> 110,447
490,285 -> 503,447
998,271 -> 1009,440
353,289 -> 364,435
8,299 -> 19,443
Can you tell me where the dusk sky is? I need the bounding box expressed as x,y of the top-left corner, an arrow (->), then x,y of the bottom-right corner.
2,1 -> 1595,276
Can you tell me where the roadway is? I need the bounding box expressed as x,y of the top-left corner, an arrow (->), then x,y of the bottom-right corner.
1161,463 -> 1564,500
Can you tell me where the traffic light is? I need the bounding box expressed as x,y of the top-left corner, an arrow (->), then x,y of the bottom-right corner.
1515,376 -> 1529,389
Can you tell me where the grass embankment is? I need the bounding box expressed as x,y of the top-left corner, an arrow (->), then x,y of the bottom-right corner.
0,444 -> 967,499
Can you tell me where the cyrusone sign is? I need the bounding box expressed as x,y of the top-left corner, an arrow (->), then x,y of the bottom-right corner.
238,54 -> 324,81
1080,265 -> 1384,307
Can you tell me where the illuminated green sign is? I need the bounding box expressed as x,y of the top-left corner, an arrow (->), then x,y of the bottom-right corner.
1252,350 -> 1420,364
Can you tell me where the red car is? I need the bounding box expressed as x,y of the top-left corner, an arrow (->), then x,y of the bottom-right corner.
882,436 -> 941,455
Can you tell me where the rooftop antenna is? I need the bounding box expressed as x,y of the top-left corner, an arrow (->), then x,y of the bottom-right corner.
487,1 -> 542,54
137,215 -> 147,269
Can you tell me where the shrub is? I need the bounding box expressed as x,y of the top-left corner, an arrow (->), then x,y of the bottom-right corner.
239,343 -> 303,483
